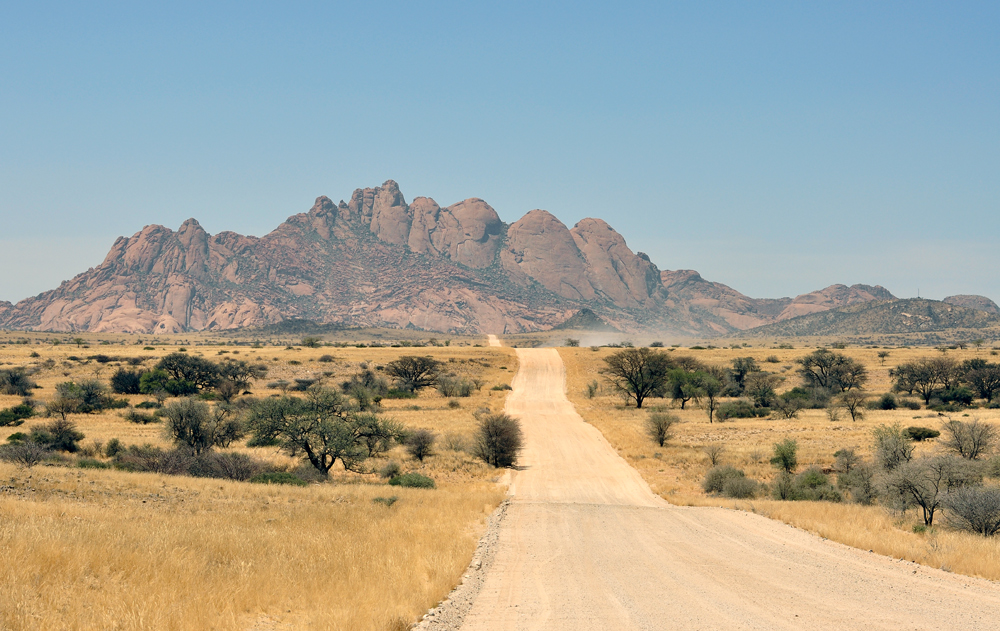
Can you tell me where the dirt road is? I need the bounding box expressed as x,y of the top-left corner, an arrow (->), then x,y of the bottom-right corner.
459,348 -> 1000,630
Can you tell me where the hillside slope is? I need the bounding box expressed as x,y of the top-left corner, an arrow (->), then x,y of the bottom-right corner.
741,298 -> 1000,338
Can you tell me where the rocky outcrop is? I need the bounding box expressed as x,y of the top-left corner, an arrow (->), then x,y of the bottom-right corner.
943,295 -> 1000,315
502,210 -> 597,301
570,218 -> 661,308
408,197 -> 503,268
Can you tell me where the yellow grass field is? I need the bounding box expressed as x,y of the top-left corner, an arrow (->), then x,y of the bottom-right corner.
0,332 -> 516,630
559,343 -> 1000,581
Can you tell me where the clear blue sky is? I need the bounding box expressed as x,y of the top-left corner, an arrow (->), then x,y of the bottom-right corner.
2,1 -> 998,304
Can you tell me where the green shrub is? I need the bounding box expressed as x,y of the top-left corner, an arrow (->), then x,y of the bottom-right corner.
124,409 -> 159,424
940,387 -> 975,406
373,496 -> 399,507
791,467 -> 842,502
77,458 -> 110,469
901,399 -> 922,410
250,471 -> 308,487
491,384 -> 512,391
388,473 -> 436,489
473,412 -> 523,468
384,389 -> 417,399
716,400 -> 767,421
770,439 -> 798,473
104,438 -> 125,458
110,368 -> 145,395
876,393 -> 899,410
0,401 -> 35,427
722,477 -> 758,499
838,463 -> 877,505
771,472 -> 798,500
31,418 -> 85,453
703,465 -> 745,494
905,426 -> 940,442
135,400 -> 162,409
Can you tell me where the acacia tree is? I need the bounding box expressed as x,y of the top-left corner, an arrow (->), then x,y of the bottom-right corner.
384,356 -> 443,392
602,347 -> 673,409
245,388 -> 403,476
729,357 -> 760,395
156,353 -> 220,391
892,357 -> 957,404
797,349 -> 868,392
700,373 -> 724,424
963,363 -> 1000,402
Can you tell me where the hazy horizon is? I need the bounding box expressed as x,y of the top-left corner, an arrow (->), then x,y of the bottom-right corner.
2,3 -> 998,304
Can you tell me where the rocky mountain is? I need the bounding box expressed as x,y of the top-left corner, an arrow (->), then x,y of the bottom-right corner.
943,295 -> 1000,314
741,298 -> 1000,339
0,180 -> 908,336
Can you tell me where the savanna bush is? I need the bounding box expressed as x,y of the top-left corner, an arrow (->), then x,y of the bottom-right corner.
722,477 -> 759,499
405,429 -> 436,462
703,465 -> 745,494
944,486 -> 1000,536
389,473 -> 436,488
250,471 -> 308,487
379,460 -> 402,479
716,400 -> 768,421
438,375 -> 473,398
905,426 -> 940,442
473,412 -> 523,468
645,412 -> 679,447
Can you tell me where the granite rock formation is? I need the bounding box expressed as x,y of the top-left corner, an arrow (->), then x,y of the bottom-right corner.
0,180 -> 905,335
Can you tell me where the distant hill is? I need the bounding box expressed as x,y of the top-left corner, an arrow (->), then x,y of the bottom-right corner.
943,295 -> 1000,315
550,308 -> 620,332
741,299 -> 1000,338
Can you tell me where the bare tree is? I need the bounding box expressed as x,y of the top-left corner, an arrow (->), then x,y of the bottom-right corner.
883,456 -> 979,526
940,419 -> 997,460
703,444 -> 725,466
944,486 -> 1000,536
838,391 -> 867,422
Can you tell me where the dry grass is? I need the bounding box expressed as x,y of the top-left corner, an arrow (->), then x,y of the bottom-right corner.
0,463 -> 503,630
559,344 -> 1000,581
0,333 -> 517,630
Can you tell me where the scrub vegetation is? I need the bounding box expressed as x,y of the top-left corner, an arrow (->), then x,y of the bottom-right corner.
0,331 -> 518,630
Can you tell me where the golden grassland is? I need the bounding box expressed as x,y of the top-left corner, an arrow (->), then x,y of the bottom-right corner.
0,332 -> 517,630
559,343 -> 1000,581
